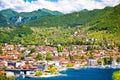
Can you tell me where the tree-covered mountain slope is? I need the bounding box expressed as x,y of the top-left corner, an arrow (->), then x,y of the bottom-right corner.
25,6 -> 112,27
0,9 -> 18,18
0,14 -> 13,27
88,4 -> 120,31
0,8 -> 63,26
84,4 -> 120,42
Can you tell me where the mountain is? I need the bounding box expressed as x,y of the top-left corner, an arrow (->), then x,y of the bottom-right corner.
0,8 -> 63,26
25,6 -> 112,27
85,4 -> 120,42
0,9 -> 17,27
0,14 -> 13,27
0,4 -> 119,28
88,4 -> 120,31
17,8 -> 63,24
0,9 -> 18,18
20,8 -> 62,17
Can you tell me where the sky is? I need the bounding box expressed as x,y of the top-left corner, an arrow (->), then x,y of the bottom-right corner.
0,0 -> 120,13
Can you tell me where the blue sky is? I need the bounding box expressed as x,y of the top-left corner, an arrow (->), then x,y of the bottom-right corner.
0,0 -> 120,13
46,0 -> 58,2
24,0 -> 38,2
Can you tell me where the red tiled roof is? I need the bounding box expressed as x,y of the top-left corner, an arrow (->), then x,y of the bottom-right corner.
0,55 -> 8,59
7,50 -> 20,55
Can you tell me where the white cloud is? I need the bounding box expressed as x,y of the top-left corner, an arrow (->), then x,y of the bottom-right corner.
0,0 -> 120,13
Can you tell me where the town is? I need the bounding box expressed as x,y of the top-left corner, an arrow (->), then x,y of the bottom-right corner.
0,40 -> 120,78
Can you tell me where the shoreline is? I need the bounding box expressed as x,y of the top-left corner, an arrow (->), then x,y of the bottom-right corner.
22,66 -> 120,78
26,73 -> 67,78
36,73 -> 67,78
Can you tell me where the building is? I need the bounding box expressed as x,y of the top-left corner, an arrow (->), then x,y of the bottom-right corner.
87,59 -> 98,66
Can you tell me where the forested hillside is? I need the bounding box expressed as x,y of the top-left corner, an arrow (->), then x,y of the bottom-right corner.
0,8 -> 62,26
25,7 -> 112,27
0,14 -> 13,27
85,4 -> 120,42
88,4 -> 120,31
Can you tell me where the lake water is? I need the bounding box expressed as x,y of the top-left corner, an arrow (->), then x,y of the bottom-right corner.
16,68 -> 120,80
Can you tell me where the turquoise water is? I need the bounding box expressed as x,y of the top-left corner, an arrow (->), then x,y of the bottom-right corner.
16,68 -> 120,80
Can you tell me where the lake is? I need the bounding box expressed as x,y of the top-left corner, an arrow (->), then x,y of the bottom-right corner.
16,68 -> 120,80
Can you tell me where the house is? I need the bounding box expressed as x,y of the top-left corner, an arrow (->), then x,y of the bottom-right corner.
87,59 -> 98,66
17,63 -> 37,74
7,50 -> 21,60
93,53 -> 101,58
80,60 -> 87,66
16,61 -> 25,68
52,56 -> 60,61
47,61 -> 55,65
7,61 -> 16,69
74,63 -> 80,68
111,58 -> 120,68
60,60 -> 69,67
53,52 -> 59,56
54,61 -> 61,67
59,52 -> 69,56
17,46 -> 25,51
3,45 -> 14,51
6,71 -> 15,77
33,61 -> 46,71
0,61 -> 7,69
24,50 -> 31,55
70,51 -> 78,56
0,55 -> 8,61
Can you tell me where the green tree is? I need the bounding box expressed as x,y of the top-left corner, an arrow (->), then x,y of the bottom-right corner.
118,45 -> 120,52
0,44 -> 3,54
30,48 -> 36,54
87,52 -> 93,59
35,71 -> 43,76
113,70 -> 120,80
57,45 -> 63,52
67,63 -> 74,67
117,57 -> 120,62
0,73 -> 12,80
103,57 -> 113,65
20,56 -> 24,60
36,54 -> 43,60
79,56 -> 85,59
97,60 -> 103,65
103,57 -> 109,65
69,54 -> 74,61
46,54 -> 52,60
0,32 -> 10,43
49,67 -> 57,74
